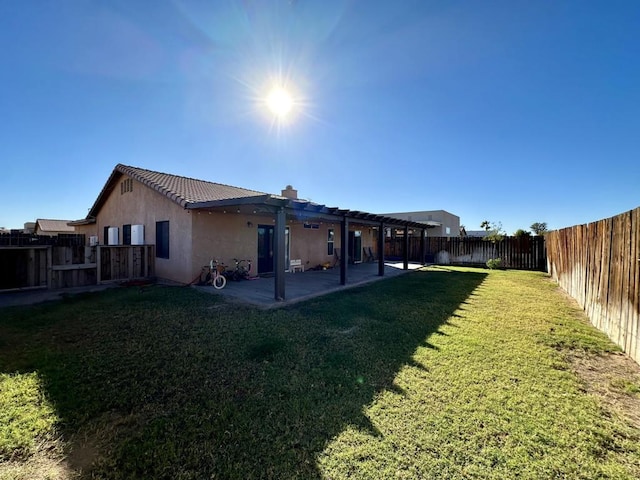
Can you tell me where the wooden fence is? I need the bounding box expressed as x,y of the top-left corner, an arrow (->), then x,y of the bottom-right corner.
0,245 -> 154,291
546,207 -> 640,364
97,246 -> 154,283
385,236 -> 547,271
0,232 -> 85,246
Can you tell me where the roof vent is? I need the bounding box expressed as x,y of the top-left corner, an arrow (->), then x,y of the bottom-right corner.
281,185 -> 298,199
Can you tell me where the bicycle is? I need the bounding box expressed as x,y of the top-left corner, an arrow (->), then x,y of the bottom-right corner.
201,259 -> 227,289
225,258 -> 252,281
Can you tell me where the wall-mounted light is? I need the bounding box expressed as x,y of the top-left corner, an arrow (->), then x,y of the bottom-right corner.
247,221 -> 253,228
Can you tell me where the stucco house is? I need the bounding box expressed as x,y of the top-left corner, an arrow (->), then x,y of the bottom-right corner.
70,164 -> 429,299
381,210 -> 460,237
34,219 -> 76,236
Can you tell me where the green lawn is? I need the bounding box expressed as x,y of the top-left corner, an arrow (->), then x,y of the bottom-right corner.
1,268 -> 639,479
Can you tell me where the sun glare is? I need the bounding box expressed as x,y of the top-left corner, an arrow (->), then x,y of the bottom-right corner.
266,87 -> 293,118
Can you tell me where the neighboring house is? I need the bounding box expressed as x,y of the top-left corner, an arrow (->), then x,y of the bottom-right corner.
381,210 -> 460,237
70,164 -> 429,298
34,219 -> 76,236
464,230 -> 490,238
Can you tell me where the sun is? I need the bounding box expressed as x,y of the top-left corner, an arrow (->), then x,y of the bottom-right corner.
266,87 -> 293,118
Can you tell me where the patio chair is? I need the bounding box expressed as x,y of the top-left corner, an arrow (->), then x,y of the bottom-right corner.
367,247 -> 376,262
363,247 -> 372,262
333,248 -> 341,267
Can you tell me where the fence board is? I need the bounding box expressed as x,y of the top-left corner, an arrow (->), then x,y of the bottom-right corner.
630,209 -> 640,360
385,236 -> 546,271
1,243 -> 154,290
547,207 -> 640,364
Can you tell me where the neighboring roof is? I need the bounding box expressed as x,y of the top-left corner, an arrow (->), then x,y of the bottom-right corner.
76,164 -> 436,230
465,230 -> 490,238
35,219 -> 76,233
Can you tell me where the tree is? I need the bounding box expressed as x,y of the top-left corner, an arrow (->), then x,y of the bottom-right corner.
480,221 -> 505,243
513,228 -> 531,238
530,222 -> 548,235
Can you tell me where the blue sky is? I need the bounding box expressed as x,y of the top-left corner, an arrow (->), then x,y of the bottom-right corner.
1,0 -> 638,234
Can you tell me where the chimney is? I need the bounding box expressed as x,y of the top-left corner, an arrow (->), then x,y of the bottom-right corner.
281,185 -> 298,199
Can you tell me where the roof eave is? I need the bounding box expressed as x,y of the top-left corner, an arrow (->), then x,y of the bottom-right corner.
187,194 -> 274,209
68,217 -> 96,226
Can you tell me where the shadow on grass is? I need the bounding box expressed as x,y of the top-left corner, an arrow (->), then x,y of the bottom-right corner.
0,269 -> 486,479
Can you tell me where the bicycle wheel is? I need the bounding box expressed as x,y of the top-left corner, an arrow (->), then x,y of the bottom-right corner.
213,274 -> 226,290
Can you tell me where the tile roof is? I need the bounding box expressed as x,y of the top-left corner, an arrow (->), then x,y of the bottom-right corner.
117,164 -> 268,207
84,164 -> 269,218
78,164 -> 434,230
36,219 -> 75,233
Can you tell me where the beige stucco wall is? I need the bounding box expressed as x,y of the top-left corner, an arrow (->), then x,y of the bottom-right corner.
93,175 -> 194,284
73,224 -> 98,238
191,211 -> 266,276
191,214 -> 378,274
289,223 -> 334,269
287,222 -> 378,268
192,215 -> 344,274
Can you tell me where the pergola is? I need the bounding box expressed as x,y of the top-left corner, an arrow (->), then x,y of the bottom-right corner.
187,194 -> 435,301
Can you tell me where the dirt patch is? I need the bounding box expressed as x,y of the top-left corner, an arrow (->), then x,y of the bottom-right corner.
64,412 -> 142,477
0,452 -> 74,480
567,351 -> 640,429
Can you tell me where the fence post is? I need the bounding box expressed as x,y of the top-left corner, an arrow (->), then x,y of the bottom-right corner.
46,246 -> 52,289
403,226 -> 409,270
378,223 -> 385,276
128,247 -> 134,280
96,245 -> 102,284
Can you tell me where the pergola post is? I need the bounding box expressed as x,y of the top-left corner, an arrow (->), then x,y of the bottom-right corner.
378,222 -> 385,276
421,228 -> 426,265
274,207 -> 286,301
340,217 -> 349,285
403,226 -> 409,270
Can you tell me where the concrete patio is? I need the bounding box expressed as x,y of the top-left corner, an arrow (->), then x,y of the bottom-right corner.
193,261 -> 425,308
0,262 -> 426,309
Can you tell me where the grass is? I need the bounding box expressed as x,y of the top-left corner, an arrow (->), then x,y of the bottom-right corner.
1,267 -> 639,479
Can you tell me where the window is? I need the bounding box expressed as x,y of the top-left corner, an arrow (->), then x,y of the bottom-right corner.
156,221 -> 169,259
327,228 -> 334,256
103,226 -> 110,245
123,224 -> 131,245
445,227 -> 451,235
